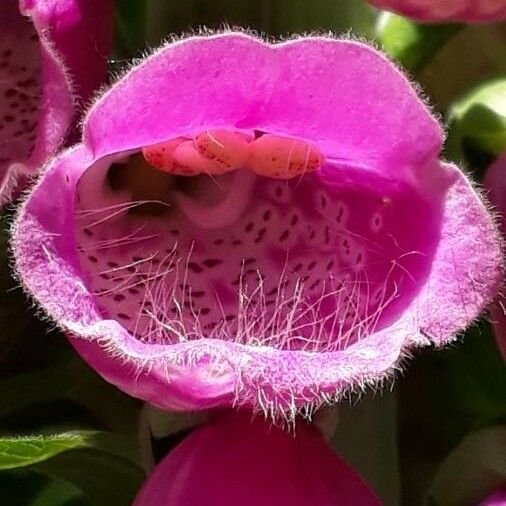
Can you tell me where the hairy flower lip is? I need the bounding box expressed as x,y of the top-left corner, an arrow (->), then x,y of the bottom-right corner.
12,33 -> 503,417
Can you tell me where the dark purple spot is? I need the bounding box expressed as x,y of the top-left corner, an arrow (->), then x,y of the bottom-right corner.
113,294 -> 126,302
87,255 -> 98,263
188,262 -> 203,273
203,259 -> 222,268
279,230 -> 289,242
310,280 -> 321,290
117,313 -> 131,320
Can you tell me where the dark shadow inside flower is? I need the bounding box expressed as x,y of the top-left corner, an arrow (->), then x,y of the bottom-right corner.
0,2 -> 41,187
73,129 -> 441,353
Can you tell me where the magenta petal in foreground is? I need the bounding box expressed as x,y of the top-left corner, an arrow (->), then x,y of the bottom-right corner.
134,410 -> 381,506
485,153 -> 506,360
13,34 -> 502,417
369,0 -> 506,23
0,0 -> 113,203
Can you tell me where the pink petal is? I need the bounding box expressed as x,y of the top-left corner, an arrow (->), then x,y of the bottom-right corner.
369,0 -> 506,23
84,34 -> 442,173
133,410 -> 381,506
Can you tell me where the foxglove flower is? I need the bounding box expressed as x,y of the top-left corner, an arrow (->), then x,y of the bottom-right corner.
0,0 -> 113,203
133,410 -> 381,505
13,33 -> 502,419
369,0 -> 506,23
485,153 -> 506,360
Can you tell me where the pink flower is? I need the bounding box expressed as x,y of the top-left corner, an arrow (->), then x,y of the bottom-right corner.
479,489 -> 506,506
484,153 -> 506,360
0,0 -> 113,204
12,33 -> 502,419
369,0 -> 506,23
133,410 -> 381,506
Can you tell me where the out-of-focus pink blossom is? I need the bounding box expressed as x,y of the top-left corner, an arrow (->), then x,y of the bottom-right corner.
479,488 -> 506,506
134,410 -> 381,506
369,0 -> 506,23
0,0 -> 113,203
485,153 -> 506,360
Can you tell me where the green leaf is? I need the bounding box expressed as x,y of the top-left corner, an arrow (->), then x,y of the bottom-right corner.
0,431 -> 139,470
377,13 -> 462,72
0,433 -> 92,470
0,470 -> 90,506
0,355 -> 140,434
28,476 -> 89,506
427,426 -> 506,506
0,431 -> 145,506
447,78 -> 506,166
34,449 -> 144,506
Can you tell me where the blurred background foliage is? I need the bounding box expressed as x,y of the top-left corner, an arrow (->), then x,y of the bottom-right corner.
1,1 -> 505,505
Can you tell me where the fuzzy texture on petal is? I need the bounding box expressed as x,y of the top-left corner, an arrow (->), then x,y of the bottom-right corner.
133,410 -> 382,506
0,0 -> 113,204
485,153 -> 506,360
12,34 -> 502,418
479,489 -> 506,506
369,0 -> 506,23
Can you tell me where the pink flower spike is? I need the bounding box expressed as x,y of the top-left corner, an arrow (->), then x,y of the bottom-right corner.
484,153 -> 506,360
369,0 -> 506,23
133,410 -> 381,506
0,0 -> 114,204
12,33 -> 502,419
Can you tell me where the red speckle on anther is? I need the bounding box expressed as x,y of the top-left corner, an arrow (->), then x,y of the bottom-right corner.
248,134 -> 324,179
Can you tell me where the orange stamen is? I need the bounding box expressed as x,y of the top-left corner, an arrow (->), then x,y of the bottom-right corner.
247,134 -> 324,179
